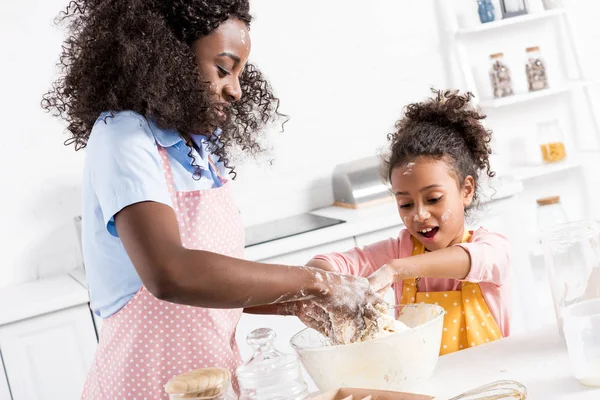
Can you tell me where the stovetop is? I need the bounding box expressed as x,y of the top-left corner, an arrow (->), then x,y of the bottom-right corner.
244,213 -> 345,248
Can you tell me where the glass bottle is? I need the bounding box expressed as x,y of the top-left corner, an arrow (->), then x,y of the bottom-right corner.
236,328 -> 310,400
489,53 -> 514,98
526,46 -> 549,92
478,0 -> 496,24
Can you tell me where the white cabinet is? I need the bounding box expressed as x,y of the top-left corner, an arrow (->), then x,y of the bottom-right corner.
0,360 -> 11,400
0,304 -> 97,400
258,237 -> 356,265
354,225 -> 403,248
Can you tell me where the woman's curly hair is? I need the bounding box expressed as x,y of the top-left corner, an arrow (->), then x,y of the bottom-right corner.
41,0 -> 286,177
384,89 -> 494,206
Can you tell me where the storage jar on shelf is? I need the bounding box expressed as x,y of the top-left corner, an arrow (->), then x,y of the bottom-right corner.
537,119 -> 567,163
526,46 -> 549,92
489,53 -> 514,98
536,196 -> 568,237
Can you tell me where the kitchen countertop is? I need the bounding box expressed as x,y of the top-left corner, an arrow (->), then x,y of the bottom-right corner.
0,274 -> 90,326
419,325 -> 600,399
244,177 -> 523,261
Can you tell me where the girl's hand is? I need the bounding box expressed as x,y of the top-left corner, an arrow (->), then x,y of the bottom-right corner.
368,258 -> 421,293
367,263 -> 397,295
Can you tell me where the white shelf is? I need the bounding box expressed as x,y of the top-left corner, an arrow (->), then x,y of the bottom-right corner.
456,9 -> 566,35
479,80 -> 599,109
479,86 -> 569,109
510,160 -> 581,181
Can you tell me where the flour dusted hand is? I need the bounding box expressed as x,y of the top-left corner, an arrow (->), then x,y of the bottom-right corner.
297,272 -> 392,345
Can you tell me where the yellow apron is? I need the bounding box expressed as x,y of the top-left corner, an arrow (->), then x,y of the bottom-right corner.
400,231 -> 502,355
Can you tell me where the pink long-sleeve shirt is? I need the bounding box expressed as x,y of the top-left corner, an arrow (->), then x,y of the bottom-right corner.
313,228 -> 512,337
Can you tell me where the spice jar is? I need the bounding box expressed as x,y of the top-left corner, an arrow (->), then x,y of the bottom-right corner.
537,119 -> 566,163
489,53 -> 514,98
526,46 -> 549,92
164,367 -> 236,400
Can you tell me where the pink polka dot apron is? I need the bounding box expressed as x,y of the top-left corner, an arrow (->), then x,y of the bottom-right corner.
81,145 -> 245,399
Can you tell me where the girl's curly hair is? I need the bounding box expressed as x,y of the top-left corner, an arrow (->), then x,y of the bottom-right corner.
384,89 -> 494,206
41,0 -> 286,178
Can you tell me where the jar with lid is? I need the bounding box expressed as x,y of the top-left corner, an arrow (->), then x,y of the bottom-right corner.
489,53 -> 514,98
236,328 -> 310,400
526,46 -> 549,92
536,196 -> 568,238
164,367 -> 237,400
537,119 -> 566,163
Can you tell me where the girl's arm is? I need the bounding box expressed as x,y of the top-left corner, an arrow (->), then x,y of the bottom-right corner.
245,235 -> 405,315
304,235 -> 404,277
369,229 -> 510,292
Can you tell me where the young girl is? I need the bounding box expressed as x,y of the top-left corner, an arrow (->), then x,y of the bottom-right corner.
42,1 -> 381,398
308,89 -> 511,355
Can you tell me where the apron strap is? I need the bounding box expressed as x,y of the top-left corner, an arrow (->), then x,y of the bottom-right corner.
207,157 -> 225,183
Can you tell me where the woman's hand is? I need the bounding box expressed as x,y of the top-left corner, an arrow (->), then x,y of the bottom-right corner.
302,272 -> 386,344
244,271 -> 384,345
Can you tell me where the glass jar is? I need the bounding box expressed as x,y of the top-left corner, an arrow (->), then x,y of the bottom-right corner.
536,196 -> 568,237
541,220 -> 600,337
537,119 -> 566,163
236,328 -> 310,400
526,46 -> 549,92
489,53 -> 514,98
164,367 -> 237,400
562,298 -> 600,387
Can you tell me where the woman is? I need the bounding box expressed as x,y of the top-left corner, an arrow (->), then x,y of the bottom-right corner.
42,1 -> 381,398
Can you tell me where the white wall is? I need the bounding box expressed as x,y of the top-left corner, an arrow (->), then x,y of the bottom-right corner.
1,0 -> 599,288
232,0 -> 450,225
1,0 -> 85,285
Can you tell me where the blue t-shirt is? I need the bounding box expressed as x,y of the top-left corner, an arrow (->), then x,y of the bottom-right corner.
81,111 -> 226,318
